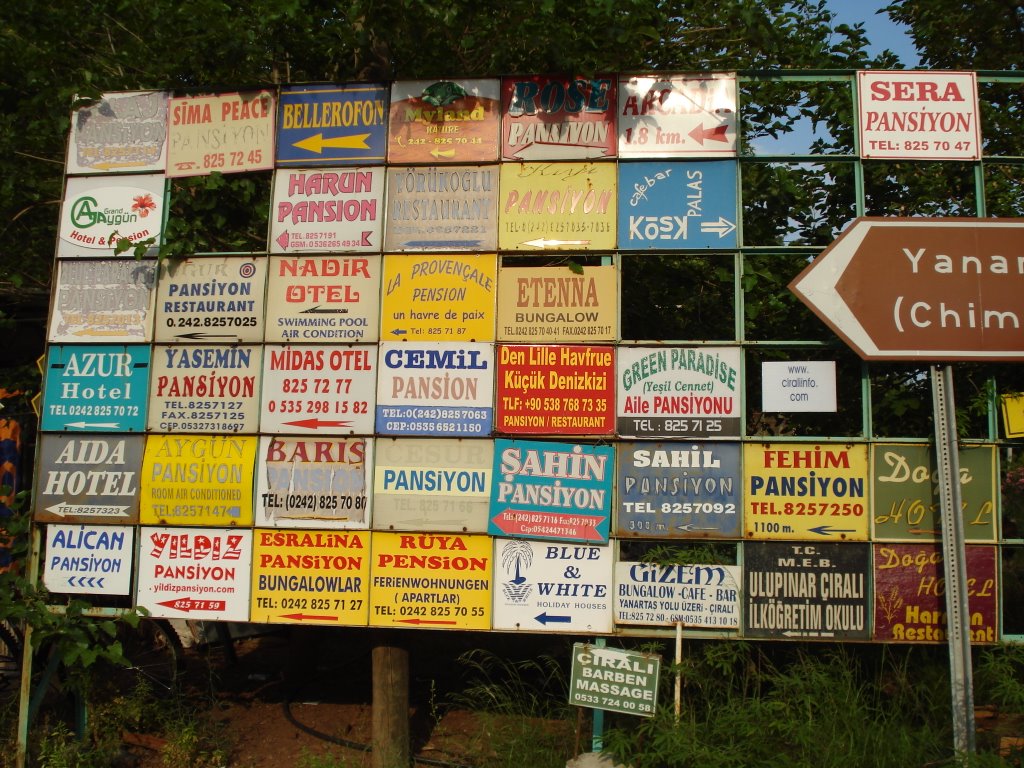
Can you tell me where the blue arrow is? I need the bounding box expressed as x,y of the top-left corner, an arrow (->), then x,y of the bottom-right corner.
402,240 -> 482,248
390,329 -> 408,336
535,612 -> 572,625
808,525 -> 857,536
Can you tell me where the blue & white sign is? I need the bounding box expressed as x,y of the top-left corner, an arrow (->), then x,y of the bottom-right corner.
43,524 -> 135,595
41,345 -> 150,432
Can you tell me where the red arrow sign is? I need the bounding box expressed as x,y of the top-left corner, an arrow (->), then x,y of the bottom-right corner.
280,612 -> 339,622
788,217 -> 1024,361
688,123 -> 729,145
157,598 -> 226,612
397,618 -> 458,626
282,418 -> 354,430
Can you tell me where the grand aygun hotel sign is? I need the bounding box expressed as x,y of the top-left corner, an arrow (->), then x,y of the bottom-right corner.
35,72 -> 1001,646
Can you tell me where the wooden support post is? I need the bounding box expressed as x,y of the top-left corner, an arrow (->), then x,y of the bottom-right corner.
372,636 -> 410,768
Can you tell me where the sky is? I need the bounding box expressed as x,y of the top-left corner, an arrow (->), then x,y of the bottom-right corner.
829,0 -> 920,66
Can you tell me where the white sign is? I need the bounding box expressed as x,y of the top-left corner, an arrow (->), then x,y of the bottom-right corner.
136,527 -> 253,620
48,260 -> 157,343
66,91 -> 169,174
270,167 -> 385,253
492,539 -> 613,633
259,345 -> 377,434
256,436 -> 373,529
618,74 -> 737,157
761,361 -> 837,412
373,438 -> 493,532
155,256 -> 267,343
58,174 -> 165,258
614,561 -> 741,629
44,524 -> 135,595
857,71 -> 981,160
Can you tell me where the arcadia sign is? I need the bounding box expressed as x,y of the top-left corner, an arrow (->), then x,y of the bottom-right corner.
789,218 -> 1024,361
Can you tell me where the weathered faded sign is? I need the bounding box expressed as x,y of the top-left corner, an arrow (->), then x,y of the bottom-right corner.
256,436 -> 372,529
616,441 -> 741,538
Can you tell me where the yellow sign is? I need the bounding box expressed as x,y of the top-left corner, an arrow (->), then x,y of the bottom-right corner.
1001,394 -> 1024,438
141,435 -> 258,526
743,443 -> 869,541
498,162 -> 616,251
369,532 -> 491,629
250,529 -> 369,625
380,253 -> 497,341
496,264 -> 618,342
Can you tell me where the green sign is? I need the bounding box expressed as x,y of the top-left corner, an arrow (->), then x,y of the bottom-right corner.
872,443 -> 997,542
569,643 -> 660,717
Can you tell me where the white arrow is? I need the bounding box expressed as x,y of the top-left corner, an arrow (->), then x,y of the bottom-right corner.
508,142 -> 609,160
64,421 -> 121,430
46,502 -> 130,518
520,238 -> 591,249
699,217 -> 736,238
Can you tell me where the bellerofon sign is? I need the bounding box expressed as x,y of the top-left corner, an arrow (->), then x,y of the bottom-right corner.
789,218 -> 1024,361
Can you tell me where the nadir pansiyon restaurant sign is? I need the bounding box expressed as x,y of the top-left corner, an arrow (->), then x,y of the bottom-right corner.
789,218 -> 1024,361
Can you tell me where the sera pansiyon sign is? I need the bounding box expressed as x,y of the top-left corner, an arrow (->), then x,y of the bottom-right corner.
789,218 -> 1024,361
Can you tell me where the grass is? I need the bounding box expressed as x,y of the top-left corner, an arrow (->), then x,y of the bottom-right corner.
6,638 -> 1024,768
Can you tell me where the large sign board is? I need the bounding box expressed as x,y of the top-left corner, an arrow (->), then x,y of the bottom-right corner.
376,342 -> 493,436
66,91 -> 169,174
369,532 -> 492,629
569,644 -> 659,718
259,345 -> 376,434
745,541 -> 870,640
136,527 -> 253,620
617,74 -> 737,157
58,174 -> 164,258
495,344 -> 615,435
256,436 -> 372,529
872,443 -> 997,542
616,442 -> 741,538
388,79 -> 502,164
43,524 -> 135,595
270,168 -> 385,253
148,345 -> 262,433
154,256 -> 267,343
857,71 -> 980,160
495,265 -> 617,342
502,75 -> 616,160
874,544 -> 997,643
744,443 -> 869,541
48,260 -> 157,343
166,90 -> 275,177
617,161 -> 737,250
380,253 -> 497,342
489,438 -> 613,543
616,346 -> 741,438
276,83 -> 388,166
498,162 -> 616,250
614,562 -> 741,629
250,529 -> 370,625
372,438 -> 492,533
41,344 -> 150,433
35,435 -> 144,523
140,435 -> 258,526
264,255 -> 381,343
492,539 -> 613,633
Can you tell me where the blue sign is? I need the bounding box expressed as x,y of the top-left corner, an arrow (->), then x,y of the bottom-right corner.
616,441 -> 742,538
490,438 -> 613,543
41,345 -> 150,432
617,160 -> 737,250
277,84 -> 389,166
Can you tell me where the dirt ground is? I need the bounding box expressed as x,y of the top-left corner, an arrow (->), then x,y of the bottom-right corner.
117,626 -> 581,768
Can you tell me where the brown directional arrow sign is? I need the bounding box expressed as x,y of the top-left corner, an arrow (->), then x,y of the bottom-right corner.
789,217 -> 1024,361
